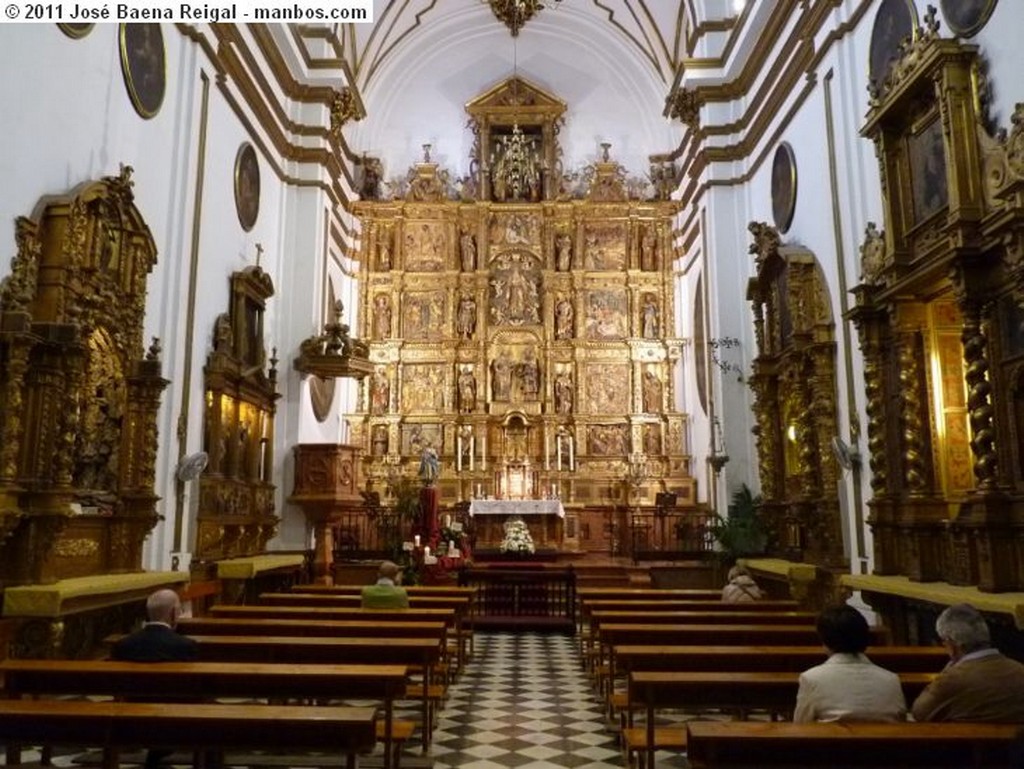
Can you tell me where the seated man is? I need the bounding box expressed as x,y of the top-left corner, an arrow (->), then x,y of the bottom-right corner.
911,602 -> 1024,722
794,604 -> 906,723
361,560 -> 410,609
112,588 -> 198,662
111,589 -> 198,769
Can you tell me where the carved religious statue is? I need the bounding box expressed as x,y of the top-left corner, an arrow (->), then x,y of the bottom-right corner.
373,294 -> 392,339
457,295 -> 477,339
554,371 -> 573,415
491,253 -> 541,326
371,368 -> 390,414
519,347 -> 540,401
556,233 -> 573,271
458,366 -> 477,413
641,295 -> 660,339
378,232 -> 391,270
641,227 -> 657,271
555,296 -> 574,340
372,425 -> 388,456
460,232 -> 477,272
642,369 -> 663,413
491,350 -> 513,401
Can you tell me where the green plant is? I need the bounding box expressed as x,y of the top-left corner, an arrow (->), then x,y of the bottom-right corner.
710,484 -> 766,559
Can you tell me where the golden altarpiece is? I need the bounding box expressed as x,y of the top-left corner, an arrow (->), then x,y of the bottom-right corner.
747,224 -> 844,568
351,77 -> 693,553
0,168 -> 176,656
192,267 -> 280,568
851,10 -> 1024,593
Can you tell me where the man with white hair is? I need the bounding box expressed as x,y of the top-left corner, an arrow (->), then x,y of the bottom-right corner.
911,603 -> 1024,722
112,588 -> 198,662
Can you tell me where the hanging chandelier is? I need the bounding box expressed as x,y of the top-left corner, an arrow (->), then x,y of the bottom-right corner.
489,34 -> 542,202
487,0 -> 562,37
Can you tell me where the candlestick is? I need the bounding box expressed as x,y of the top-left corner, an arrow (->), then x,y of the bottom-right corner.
424,545 -> 431,558
482,435 -> 487,470
456,435 -> 462,472
557,435 -> 563,472
545,433 -> 550,470
569,436 -> 575,471
445,514 -> 451,528
470,437 -> 475,472
414,535 -> 421,548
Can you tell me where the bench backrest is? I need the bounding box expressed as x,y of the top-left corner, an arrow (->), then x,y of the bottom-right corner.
209,604 -> 457,626
592,610 -> 818,627
613,645 -> 948,673
179,617 -> 447,640
599,623 -> 889,647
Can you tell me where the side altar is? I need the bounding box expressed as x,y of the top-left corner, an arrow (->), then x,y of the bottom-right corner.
470,499 -> 565,550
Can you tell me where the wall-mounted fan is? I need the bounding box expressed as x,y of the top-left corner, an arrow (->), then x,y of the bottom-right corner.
830,437 -> 861,471
176,451 -> 209,482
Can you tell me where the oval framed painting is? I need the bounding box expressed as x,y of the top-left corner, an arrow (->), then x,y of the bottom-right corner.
771,142 -> 797,235
868,0 -> 917,92
119,24 -> 165,119
58,23 -> 94,38
234,143 -> 261,232
940,0 -> 997,38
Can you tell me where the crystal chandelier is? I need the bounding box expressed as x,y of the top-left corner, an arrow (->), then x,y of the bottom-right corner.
487,0 -> 561,37
489,35 -> 542,202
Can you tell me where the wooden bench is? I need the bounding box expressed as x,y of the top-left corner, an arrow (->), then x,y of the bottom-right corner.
628,671 -> 935,769
104,633 -> 443,754
1,659 -> 407,769
0,700 -> 376,769
685,721 -> 1021,769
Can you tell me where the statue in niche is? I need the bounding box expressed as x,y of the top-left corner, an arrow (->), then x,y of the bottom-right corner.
457,296 -> 477,339
491,350 -> 513,401
642,369 -> 663,414
556,233 -> 573,272
360,156 -> 383,200
644,424 -> 661,455
555,297 -> 574,340
370,368 -> 390,415
214,313 -> 233,353
458,366 -> 477,414
419,444 -> 439,485
641,295 -> 660,339
490,252 -> 540,326
378,233 -> 391,271
519,347 -> 540,401
641,227 -> 657,271
460,232 -> 477,272
372,425 -> 388,456
373,294 -> 392,340
554,371 -> 573,415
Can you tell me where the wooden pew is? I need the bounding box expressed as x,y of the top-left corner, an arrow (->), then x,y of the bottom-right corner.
104,633 -> 443,754
292,584 -> 477,599
685,721 -> 1021,769
577,588 -> 727,600
1,659 -> 406,769
209,604 -> 467,671
0,700 -> 376,769
630,671 -> 935,769
179,617 -> 447,640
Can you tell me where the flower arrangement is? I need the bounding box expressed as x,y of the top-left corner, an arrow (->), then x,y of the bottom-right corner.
500,516 -> 535,555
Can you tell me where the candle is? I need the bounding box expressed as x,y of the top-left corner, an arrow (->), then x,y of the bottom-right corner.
445,514 -> 451,528
456,436 -> 462,472
424,546 -> 431,558
449,540 -> 456,552
482,435 -> 487,471
545,433 -> 550,470
476,483 -> 482,498
557,434 -> 563,472
470,437 -> 475,471
569,436 -> 575,471
414,535 -> 421,548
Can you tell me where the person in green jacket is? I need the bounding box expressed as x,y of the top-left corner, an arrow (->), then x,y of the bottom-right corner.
361,560 -> 410,609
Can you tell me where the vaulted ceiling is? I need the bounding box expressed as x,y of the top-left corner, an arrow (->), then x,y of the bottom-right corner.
335,1 -> 693,183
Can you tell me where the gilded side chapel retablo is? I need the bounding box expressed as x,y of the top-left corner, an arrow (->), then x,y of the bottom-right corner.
351,77 -> 692,555
0,166 -> 167,588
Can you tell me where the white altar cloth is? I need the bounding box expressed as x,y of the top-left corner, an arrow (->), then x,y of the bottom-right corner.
469,499 -> 565,518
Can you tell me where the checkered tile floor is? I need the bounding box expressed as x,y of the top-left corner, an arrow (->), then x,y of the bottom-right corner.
431,632 -> 626,769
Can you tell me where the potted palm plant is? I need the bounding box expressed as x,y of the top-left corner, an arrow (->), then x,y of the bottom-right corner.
710,484 -> 767,563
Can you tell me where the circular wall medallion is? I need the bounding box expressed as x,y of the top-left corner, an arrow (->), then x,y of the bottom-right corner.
309,375 -> 336,423
234,143 -> 261,232
770,142 -> 797,235
940,0 -> 997,38
119,24 -> 166,119
58,23 -> 94,38
868,0 -> 917,91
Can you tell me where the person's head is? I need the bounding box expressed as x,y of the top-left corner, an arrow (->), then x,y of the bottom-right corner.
816,604 -> 871,654
935,603 -> 991,660
146,589 -> 183,627
727,565 -> 750,582
378,560 -> 402,584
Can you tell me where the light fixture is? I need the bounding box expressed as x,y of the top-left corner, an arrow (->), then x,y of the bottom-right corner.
487,0 -> 562,37
732,0 -> 747,14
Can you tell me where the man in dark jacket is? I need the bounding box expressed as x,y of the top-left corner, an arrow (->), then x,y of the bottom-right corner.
112,589 -> 198,769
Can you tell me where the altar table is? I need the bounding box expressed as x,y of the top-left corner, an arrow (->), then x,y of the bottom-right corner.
469,500 -> 565,548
